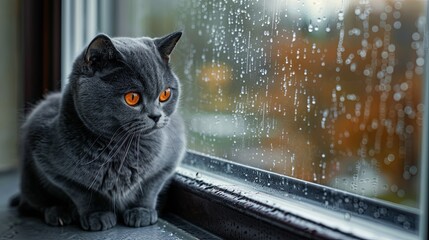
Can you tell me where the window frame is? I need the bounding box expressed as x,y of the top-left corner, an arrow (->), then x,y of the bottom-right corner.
61,1 -> 429,239
23,0 -> 61,111
170,151 -> 421,239
419,0 -> 429,237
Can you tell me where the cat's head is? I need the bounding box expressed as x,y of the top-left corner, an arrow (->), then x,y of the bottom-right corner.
69,31 -> 182,136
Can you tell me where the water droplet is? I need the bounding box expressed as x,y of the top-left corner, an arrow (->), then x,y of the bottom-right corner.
344,212 -> 351,221
308,22 -> 314,33
336,84 -> 342,91
409,166 -> 418,175
338,11 -> 344,21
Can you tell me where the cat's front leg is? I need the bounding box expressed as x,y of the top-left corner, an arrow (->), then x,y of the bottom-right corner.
122,173 -> 171,227
122,190 -> 159,228
123,207 -> 157,227
44,205 -> 73,226
70,190 -> 117,231
79,211 -> 117,231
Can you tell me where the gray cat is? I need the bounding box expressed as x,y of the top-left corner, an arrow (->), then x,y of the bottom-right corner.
14,31 -> 186,231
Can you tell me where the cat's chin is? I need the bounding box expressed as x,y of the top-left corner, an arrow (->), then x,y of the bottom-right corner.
155,123 -> 168,129
138,126 -> 161,136
138,123 -> 167,135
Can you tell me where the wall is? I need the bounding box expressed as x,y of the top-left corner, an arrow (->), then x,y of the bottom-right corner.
0,0 -> 20,171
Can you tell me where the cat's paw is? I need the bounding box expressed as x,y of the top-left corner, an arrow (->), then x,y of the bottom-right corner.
80,211 -> 117,231
44,206 -> 72,226
123,207 -> 158,227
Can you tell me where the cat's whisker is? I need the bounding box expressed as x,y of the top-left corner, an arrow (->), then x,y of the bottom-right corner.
82,123 -> 128,157
88,167 -> 103,190
136,130 -> 142,161
113,194 -> 116,215
77,123 -> 129,167
102,134 -> 131,166
88,136 -> 129,190
104,124 -> 144,163
77,133 -> 103,160
87,123 -> 142,190
80,121 -> 136,166
138,177 -> 144,197
88,122 -> 138,168
117,133 -> 135,174
112,132 -> 138,200
87,189 -> 94,210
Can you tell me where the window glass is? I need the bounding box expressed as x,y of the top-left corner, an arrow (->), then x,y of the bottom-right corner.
179,0 -> 426,210
100,0 -> 426,210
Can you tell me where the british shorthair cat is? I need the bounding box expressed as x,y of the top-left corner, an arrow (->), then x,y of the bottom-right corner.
15,31 -> 186,231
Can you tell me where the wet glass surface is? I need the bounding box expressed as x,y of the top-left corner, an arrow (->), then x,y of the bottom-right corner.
174,0 -> 426,210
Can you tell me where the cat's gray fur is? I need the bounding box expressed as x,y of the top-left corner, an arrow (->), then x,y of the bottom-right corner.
15,32 -> 186,231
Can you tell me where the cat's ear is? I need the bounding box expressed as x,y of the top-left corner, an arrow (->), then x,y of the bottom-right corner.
84,34 -> 120,66
154,31 -> 182,64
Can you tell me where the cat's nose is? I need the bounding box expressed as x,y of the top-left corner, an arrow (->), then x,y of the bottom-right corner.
148,114 -> 161,123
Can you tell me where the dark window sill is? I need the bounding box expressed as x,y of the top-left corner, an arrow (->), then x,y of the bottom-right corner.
164,152 -> 419,240
166,169 -> 360,240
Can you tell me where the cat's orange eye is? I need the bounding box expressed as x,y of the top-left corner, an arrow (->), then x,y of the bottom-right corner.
124,92 -> 140,106
159,88 -> 171,102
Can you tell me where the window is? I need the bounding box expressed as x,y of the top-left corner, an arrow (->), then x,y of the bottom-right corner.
64,0 -> 428,239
